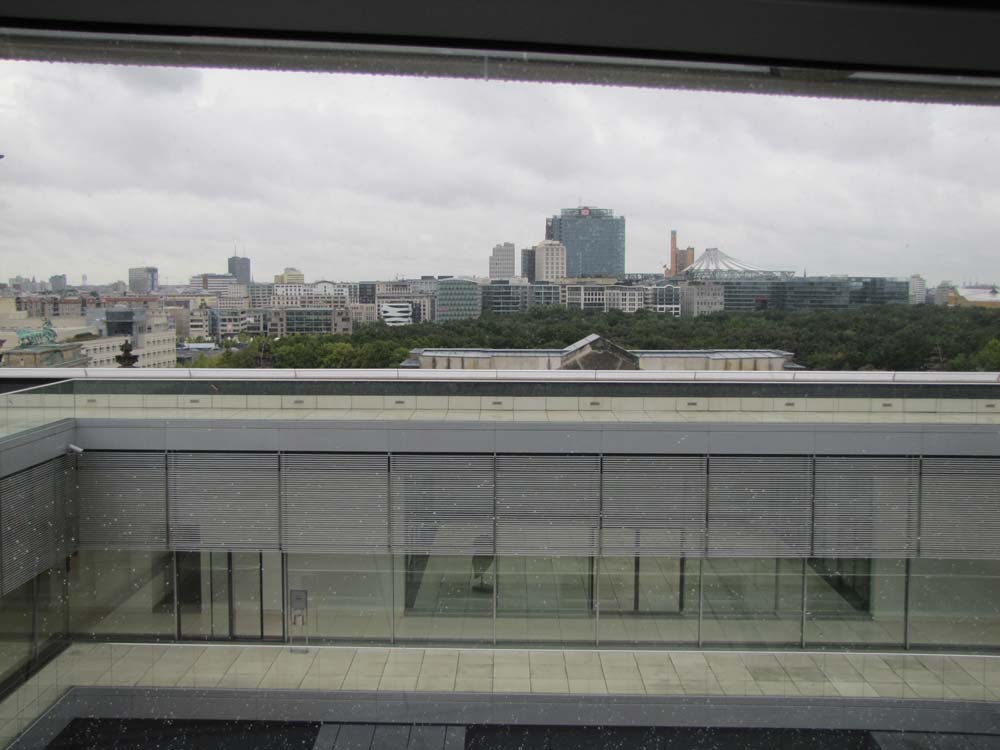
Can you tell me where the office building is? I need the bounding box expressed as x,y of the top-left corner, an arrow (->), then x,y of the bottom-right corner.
488,242 -> 515,279
909,274 -> 928,305
668,230 -> 696,276
266,307 -> 352,336
644,283 -> 682,315
481,279 -> 530,316
274,268 -> 306,284
48,274 -> 68,292
378,301 -> 416,325
227,255 -> 252,285
435,278 -> 482,321
533,240 -> 568,282
680,282 -> 725,317
189,273 -> 238,294
520,247 -> 536,282
128,266 -> 159,294
546,206 -> 625,277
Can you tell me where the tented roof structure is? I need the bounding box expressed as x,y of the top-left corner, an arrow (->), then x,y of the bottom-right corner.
680,248 -> 793,280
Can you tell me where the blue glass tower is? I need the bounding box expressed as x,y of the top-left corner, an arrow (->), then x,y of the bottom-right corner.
545,206 -> 625,278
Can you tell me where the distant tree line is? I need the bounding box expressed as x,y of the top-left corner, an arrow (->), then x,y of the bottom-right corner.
190,305 -> 1000,371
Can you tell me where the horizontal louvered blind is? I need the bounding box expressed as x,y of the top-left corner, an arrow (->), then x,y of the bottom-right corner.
707,456 -> 812,557
601,456 -> 706,556
1,456 -> 70,595
814,456 -> 918,558
77,452 -> 167,551
496,455 -> 600,556
281,453 -> 388,553
167,452 -> 279,550
390,454 -> 493,555
921,457 -> 1000,559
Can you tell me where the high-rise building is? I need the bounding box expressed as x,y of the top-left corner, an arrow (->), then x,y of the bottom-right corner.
546,206 -> 625,277
227,255 -> 252,285
520,248 -> 536,282
909,274 -> 927,305
435,278 -> 482,321
488,242 -> 516,279
668,230 -> 696,276
128,266 -> 159,294
532,240 -> 567,282
49,274 -> 68,291
274,268 -> 305,284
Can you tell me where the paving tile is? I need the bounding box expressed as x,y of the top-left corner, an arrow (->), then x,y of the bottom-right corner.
416,675 -> 457,692
605,679 -> 647,695
454,676 -> 493,693
531,678 -> 571,694
567,679 -> 608,695
379,675 -> 418,691
493,678 -> 532,693
338,673 -> 383,691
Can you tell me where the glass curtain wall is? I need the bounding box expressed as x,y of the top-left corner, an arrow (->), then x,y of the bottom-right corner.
37,551 -> 1000,651
0,563 -> 69,690
68,551 -> 175,638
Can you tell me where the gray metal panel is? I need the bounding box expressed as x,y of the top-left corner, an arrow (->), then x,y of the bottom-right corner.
709,429 -> 816,455
494,429 -> 602,455
390,429 -> 495,454
601,455 -> 706,556
601,429 -> 710,456
74,424 -> 167,452
814,430 -> 924,457
277,427 -> 390,453
707,455 -> 812,557
390,454 -> 494,555
0,419 -> 76,478
920,457 -> 1000,559
496,454 -> 600,556
165,426 -> 280,452
167,452 -> 279,550
0,455 -> 70,594
922,431 -> 1000,457
281,453 -> 388,553
77,451 -> 168,551
813,457 -> 918,559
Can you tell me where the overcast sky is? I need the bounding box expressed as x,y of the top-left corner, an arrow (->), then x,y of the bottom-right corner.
1,60 -> 998,287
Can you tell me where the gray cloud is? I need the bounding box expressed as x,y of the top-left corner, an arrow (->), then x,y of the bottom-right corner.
1,60 -> 999,287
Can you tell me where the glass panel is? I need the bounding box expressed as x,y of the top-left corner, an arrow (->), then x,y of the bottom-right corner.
805,558 -> 905,648
177,551 -> 229,639
394,554 -> 492,643
261,551 -> 284,639
910,559 -> 1000,648
701,558 -> 802,646
231,552 -> 262,639
598,556 -> 698,645
496,556 -> 595,645
0,578 -> 34,684
68,551 -> 175,637
35,564 -> 68,648
286,554 -> 392,642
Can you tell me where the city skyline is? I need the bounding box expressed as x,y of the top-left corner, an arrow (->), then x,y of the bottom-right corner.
2,61 -> 1000,285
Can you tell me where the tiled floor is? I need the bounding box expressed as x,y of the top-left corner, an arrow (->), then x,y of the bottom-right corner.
3,642 -> 1000,746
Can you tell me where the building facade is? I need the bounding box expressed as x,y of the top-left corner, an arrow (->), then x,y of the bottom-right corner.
435,278 -> 482,321
680,282 -> 725,317
488,242 -> 516,279
227,255 -> 252,285
274,268 -> 306,284
909,274 -> 928,305
128,266 -> 159,294
546,207 -> 625,277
